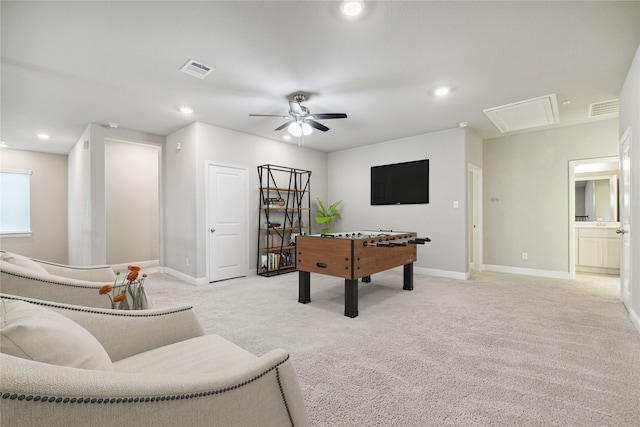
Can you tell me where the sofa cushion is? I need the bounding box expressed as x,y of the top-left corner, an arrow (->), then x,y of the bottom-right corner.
0,299 -> 114,371
113,334 -> 257,374
0,252 -> 48,275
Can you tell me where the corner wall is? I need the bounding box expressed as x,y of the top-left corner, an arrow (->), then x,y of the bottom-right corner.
328,128 -> 469,278
164,122 -> 328,284
483,119 -> 619,277
67,124 -> 163,265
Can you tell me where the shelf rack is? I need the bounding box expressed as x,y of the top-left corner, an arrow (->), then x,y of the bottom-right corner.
257,164 -> 311,276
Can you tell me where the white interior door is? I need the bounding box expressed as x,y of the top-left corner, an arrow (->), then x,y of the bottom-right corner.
619,129 -> 631,308
208,163 -> 247,282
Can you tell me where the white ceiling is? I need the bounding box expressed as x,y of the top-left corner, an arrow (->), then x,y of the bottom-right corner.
2,1 -> 639,155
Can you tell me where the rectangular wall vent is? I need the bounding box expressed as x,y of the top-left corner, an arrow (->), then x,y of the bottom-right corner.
180,59 -> 213,79
483,94 -> 560,133
588,99 -> 618,118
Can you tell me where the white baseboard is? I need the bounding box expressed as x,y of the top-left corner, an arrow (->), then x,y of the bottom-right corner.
483,264 -> 571,280
112,259 -> 159,273
160,266 -> 207,286
414,266 -> 469,280
630,307 -> 640,336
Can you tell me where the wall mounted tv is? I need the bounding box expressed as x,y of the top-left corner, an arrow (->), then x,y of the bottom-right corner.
371,159 -> 429,205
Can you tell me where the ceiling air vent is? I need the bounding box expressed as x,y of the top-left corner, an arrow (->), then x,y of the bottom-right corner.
588,99 -> 618,118
483,94 -> 559,133
180,59 -> 213,79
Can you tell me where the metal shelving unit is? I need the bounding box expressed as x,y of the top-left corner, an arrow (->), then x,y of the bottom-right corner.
257,164 -> 311,276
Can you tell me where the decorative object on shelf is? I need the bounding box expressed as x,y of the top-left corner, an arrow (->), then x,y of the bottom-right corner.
315,198 -> 342,234
98,265 -> 148,310
257,164 -> 311,276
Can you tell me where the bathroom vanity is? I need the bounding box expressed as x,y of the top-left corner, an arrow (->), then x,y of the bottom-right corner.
575,223 -> 620,275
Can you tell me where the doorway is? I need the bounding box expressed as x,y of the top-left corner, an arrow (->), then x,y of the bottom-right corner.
568,156 -> 620,279
104,138 -> 160,266
468,164 -> 483,272
207,162 -> 249,282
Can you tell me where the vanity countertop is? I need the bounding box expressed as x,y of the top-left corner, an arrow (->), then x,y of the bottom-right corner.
575,222 -> 620,229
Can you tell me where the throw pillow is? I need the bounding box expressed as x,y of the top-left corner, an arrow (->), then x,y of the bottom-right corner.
0,253 -> 49,275
0,299 -> 114,371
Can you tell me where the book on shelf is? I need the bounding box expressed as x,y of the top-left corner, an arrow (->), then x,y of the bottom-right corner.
260,251 -> 293,271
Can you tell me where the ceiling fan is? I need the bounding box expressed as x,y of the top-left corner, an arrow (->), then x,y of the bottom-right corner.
250,94 -> 347,144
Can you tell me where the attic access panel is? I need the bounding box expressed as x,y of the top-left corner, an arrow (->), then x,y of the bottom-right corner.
483,94 -> 559,133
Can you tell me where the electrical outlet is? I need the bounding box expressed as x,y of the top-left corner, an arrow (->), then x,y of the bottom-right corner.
521,252 -> 528,260
186,258 -> 190,267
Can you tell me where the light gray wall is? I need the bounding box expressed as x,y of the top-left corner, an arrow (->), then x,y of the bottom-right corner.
105,139 -> 160,265
618,43 -> 640,330
0,148 -> 68,263
483,119 -> 619,275
164,122 -> 328,282
327,128 -> 469,278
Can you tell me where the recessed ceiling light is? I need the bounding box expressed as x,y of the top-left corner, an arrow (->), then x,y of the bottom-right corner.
283,134 -> 292,141
434,86 -> 450,97
180,107 -> 194,114
36,133 -> 50,140
108,122 -> 119,128
341,1 -> 364,17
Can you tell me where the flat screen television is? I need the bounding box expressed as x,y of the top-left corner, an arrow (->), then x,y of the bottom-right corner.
371,159 -> 429,205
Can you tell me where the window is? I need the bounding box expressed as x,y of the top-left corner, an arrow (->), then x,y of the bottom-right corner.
0,170 -> 32,235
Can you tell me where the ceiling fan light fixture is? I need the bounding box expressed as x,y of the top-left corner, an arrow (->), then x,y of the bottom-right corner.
341,1 -> 364,17
288,122 -> 313,137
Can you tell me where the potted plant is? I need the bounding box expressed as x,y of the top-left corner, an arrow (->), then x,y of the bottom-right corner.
315,198 -> 342,234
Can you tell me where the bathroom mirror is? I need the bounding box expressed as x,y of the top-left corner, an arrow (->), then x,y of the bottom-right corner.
575,173 -> 619,222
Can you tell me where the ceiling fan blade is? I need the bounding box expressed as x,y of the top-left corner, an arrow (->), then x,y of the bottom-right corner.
307,120 -> 330,132
249,114 -> 292,119
311,113 -> 348,120
274,120 -> 293,131
289,101 -> 304,115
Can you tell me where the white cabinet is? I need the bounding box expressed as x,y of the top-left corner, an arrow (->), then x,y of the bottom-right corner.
576,227 -> 620,273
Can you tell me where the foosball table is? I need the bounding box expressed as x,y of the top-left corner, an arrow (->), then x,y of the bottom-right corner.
295,230 -> 430,317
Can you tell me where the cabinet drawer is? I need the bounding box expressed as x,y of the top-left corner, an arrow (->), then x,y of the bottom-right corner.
577,227 -> 618,238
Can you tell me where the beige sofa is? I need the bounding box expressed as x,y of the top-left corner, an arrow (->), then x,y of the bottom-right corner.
0,251 -> 150,309
0,293 -> 309,427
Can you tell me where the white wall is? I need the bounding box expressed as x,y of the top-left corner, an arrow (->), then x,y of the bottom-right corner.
105,139 -> 160,265
68,126 -> 92,265
328,128 -> 469,278
483,119 -> 619,277
164,122 -> 328,283
0,148 -> 68,263
618,43 -> 640,332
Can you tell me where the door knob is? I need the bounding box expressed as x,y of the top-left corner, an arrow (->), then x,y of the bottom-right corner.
616,228 -> 625,234
210,228 -> 216,233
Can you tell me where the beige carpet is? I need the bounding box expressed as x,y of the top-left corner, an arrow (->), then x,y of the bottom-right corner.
144,270 -> 640,426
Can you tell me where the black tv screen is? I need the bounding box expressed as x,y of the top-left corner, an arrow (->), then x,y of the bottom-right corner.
371,159 -> 429,205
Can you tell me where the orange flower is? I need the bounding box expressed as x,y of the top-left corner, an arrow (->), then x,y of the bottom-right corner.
99,285 -> 113,295
126,270 -> 139,281
113,293 -> 126,303
128,265 -> 141,272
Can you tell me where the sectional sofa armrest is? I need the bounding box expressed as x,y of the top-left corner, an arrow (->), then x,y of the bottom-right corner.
0,265 -> 151,309
1,349 -> 309,427
0,294 -> 203,362
35,259 -> 117,282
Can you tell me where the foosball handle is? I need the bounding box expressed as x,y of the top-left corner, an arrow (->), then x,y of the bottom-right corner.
409,237 -> 431,245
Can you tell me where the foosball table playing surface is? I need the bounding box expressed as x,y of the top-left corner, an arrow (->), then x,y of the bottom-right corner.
295,230 -> 429,317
